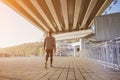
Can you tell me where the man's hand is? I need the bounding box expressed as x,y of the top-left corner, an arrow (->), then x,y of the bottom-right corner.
54,49 -> 56,54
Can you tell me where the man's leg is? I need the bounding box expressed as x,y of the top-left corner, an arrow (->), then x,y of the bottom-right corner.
45,53 -> 49,63
50,49 -> 53,67
45,50 -> 49,69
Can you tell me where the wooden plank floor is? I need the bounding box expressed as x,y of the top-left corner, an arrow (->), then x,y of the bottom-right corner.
0,56 -> 120,80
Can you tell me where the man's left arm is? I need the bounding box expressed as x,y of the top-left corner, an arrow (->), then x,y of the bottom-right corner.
54,38 -> 56,52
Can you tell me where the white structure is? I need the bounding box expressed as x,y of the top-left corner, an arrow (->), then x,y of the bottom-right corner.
71,39 -> 82,57
41,29 -> 92,42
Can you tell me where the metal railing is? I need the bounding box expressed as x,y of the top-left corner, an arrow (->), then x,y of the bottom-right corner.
84,37 -> 120,70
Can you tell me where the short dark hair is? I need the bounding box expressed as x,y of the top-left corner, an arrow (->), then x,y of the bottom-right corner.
48,31 -> 52,35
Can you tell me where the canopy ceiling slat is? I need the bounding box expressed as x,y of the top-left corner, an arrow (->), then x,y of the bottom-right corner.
30,0 -> 56,32
88,0 -> 112,28
1,0 -> 112,34
67,0 -> 75,31
15,0 -> 50,31
76,0 -> 90,30
73,0 -> 82,30
45,0 -> 63,31
85,0 -> 105,29
80,0 -> 98,29
60,0 -> 69,31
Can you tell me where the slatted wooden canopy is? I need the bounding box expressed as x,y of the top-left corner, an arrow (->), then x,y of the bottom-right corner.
2,0 -> 112,34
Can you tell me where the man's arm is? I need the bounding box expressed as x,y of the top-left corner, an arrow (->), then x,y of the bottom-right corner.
44,38 -> 46,50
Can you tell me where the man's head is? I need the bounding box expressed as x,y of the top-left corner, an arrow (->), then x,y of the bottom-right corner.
47,31 -> 52,36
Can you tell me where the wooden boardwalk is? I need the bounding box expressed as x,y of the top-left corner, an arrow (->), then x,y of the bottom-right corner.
0,56 -> 120,80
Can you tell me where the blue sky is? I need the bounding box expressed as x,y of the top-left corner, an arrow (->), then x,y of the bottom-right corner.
102,0 -> 120,15
0,0 -> 120,48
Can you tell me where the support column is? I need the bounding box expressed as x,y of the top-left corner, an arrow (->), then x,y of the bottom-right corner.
74,47 -> 76,57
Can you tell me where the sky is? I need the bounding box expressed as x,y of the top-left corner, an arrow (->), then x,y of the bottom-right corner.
102,0 -> 120,15
0,1 -> 43,48
0,0 -> 120,48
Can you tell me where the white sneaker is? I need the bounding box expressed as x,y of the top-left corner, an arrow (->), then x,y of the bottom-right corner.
45,63 -> 47,69
50,64 -> 53,67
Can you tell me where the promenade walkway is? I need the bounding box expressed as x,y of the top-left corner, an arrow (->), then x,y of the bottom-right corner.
0,56 -> 120,80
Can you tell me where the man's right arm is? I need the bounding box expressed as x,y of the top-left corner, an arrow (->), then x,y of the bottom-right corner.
44,38 -> 46,50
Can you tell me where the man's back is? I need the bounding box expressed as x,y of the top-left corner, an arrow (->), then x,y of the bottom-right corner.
44,36 -> 56,49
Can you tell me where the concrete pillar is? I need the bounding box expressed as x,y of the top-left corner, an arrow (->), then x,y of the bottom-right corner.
74,47 -> 76,57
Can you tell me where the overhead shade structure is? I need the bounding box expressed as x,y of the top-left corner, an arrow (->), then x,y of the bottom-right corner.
40,29 -> 92,41
95,12 -> 120,41
54,29 -> 92,40
1,0 -> 112,34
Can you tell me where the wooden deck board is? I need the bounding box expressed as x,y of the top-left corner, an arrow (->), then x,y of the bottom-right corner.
0,56 -> 120,80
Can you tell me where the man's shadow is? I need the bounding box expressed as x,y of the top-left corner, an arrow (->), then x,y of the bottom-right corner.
52,66 -> 79,70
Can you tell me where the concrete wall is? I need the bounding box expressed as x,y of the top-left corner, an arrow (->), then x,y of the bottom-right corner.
95,12 -> 120,41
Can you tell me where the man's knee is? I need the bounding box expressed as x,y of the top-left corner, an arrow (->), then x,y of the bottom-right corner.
46,53 -> 49,57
